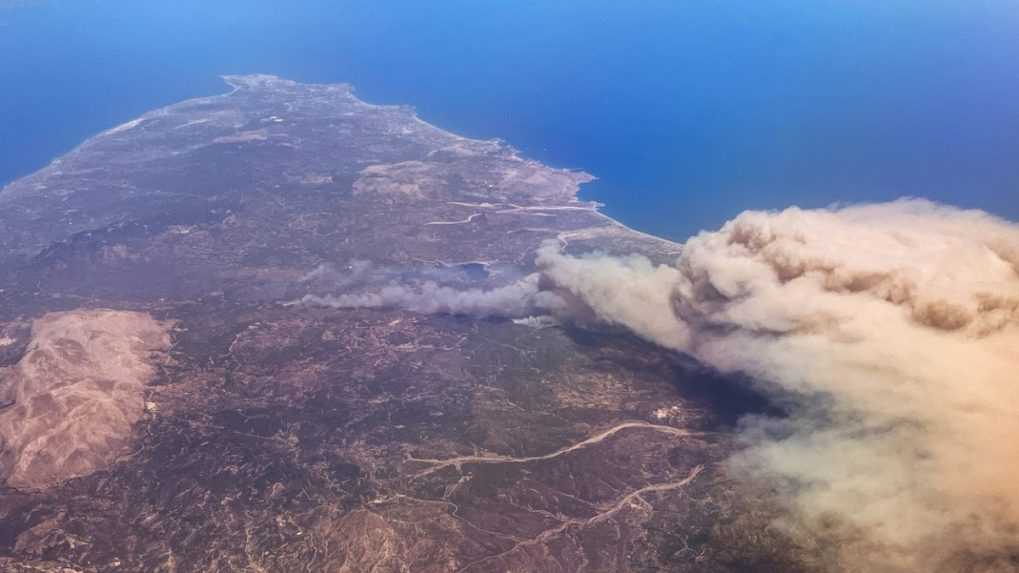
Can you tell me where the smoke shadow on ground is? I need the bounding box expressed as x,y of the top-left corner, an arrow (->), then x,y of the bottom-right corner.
560,325 -> 784,431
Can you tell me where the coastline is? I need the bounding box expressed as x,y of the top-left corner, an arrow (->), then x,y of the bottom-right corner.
2,74 -> 683,255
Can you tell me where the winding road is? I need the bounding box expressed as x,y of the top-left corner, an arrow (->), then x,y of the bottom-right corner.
408,421 -> 697,478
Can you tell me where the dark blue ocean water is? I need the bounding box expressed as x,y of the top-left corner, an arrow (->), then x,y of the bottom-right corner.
2,1 -> 1018,239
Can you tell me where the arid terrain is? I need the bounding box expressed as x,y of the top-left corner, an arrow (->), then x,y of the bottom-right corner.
0,76 -> 807,572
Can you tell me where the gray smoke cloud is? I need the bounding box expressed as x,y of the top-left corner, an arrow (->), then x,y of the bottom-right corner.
299,273 -> 565,318
535,199 -> 1019,572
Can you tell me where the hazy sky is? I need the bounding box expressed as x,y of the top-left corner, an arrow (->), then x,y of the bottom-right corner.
2,1 -> 1017,238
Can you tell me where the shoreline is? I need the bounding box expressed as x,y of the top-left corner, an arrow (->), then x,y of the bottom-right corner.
220,76 -> 685,252
1,74 -> 683,254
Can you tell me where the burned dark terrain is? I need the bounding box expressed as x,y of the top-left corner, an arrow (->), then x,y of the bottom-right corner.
0,76 -> 806,572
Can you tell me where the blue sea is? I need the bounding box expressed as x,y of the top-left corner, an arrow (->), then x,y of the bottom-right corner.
2,0 -> 1017,239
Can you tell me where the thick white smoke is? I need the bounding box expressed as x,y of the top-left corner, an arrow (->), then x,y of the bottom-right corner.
535,199 -> 1019,572
299,274 -> 565,318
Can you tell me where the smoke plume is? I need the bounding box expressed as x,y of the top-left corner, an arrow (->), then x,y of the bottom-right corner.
299,273 -> 564,318
535,199 -> 1019,572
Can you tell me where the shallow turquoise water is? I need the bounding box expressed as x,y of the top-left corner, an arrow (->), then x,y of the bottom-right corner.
2,1 -> 1017,239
